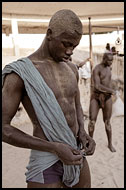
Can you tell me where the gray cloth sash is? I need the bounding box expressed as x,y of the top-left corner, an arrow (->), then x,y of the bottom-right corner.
2,57 -> 81,187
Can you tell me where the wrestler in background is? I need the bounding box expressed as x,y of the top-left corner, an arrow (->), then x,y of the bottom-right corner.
88,52 -> 116,152
2,9 -> 96,188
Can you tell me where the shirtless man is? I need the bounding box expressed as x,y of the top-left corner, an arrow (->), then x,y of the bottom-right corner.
2,9 -> 96,188
88,52 -> 116,152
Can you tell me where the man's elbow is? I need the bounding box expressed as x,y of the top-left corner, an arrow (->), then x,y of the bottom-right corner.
2,124 -> 12,143
94,84 -> 100,91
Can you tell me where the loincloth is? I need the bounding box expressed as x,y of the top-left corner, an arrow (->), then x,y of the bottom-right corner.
27,160 -> 64,184
91,91 -> 111,109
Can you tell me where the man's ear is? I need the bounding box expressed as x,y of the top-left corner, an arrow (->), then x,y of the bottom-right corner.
47,28 -> 52,41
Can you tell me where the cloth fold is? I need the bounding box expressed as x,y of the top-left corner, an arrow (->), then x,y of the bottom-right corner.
2,57 -> 82,187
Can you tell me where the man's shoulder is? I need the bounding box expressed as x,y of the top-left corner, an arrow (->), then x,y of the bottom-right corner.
3,71 -> 24,90
94,63 -> 102,71
92,64 -> 103,77
67,61 -> 79,80
67,61 -> 78,72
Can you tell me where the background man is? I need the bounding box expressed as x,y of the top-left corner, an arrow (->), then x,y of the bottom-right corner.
88,52 -> 116,152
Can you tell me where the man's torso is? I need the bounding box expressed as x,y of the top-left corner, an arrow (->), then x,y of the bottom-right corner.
92,64 -> 112,91
21,58 -> 79,140
91,64 -> 112,107
97,64 -> 111,87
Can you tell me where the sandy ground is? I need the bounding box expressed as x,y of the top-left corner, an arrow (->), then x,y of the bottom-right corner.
2,56 -> 124,188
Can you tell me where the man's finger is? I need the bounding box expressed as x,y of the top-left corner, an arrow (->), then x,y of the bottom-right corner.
73,154 -> 83,161
81,141 -> 87,150
72,158 -> 83,165
85,145 -> 96,155
73,149 -> 81,155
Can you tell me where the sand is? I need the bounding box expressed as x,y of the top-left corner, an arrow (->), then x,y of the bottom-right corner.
2,57 -> 124,188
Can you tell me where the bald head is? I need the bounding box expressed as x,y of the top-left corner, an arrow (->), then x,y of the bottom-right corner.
103,52 -> 113,61
48,9 -> 83,37
102,52 -> 113,66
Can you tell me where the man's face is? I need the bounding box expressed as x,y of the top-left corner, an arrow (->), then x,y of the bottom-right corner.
48,31 -> 82,63
104,53 -> 113,67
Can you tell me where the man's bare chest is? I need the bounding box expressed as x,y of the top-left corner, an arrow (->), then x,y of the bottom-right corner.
33,61 -> 78,99
100,67 -> 111,81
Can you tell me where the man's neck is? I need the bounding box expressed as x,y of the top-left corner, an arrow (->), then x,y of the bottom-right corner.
101,62 -> 108,68
29,36 -> 52,61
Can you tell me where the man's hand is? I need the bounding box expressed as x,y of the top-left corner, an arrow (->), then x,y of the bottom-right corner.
78,132 -> 96,156
55,143 -> 83,165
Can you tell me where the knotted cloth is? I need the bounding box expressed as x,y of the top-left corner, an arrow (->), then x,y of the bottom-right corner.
2,57 -> 82,187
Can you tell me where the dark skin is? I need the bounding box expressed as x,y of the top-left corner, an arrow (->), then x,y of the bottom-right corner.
88,53 -> 116,152
2,28 -> 96,188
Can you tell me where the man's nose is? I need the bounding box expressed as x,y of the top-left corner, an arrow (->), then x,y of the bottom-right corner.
66,48 -> 73,56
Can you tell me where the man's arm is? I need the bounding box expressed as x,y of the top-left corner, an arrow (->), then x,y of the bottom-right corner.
2,72 -> 57,152
75,74 -> 96,155
93,67 -> 115,94
2,72 -> 83,165
78,58 -> 93,68
78,60 -> 86,68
